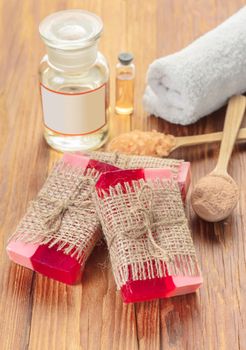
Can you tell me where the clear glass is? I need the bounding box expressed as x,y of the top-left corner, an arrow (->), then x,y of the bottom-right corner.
39,52 -> 109,152
115,62 -> 135,115
39,10 -> 109,152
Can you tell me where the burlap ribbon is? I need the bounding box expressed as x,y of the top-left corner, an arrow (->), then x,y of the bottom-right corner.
33,177 -> 94,238
108,184 -> 186,261
93,178 -> 199,289
10,162 -> 100,262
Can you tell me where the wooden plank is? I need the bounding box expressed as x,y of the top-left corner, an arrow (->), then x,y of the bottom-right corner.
0,0 -> 246,349
156,2 -> 246,350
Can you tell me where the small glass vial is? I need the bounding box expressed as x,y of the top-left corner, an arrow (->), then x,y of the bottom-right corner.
115,53 -> 135,115
39,10 -> 109,152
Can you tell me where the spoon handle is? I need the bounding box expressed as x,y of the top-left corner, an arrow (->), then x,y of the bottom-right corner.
173,127 -> 246,150
214,95 -> 246,174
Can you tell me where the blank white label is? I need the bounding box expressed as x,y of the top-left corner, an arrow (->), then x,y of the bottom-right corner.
40,84 -> 106,135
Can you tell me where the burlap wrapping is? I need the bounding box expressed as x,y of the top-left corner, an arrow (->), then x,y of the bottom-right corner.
93,178 -> 199,289
10,160 -> 101,264
89,151 -> 183,179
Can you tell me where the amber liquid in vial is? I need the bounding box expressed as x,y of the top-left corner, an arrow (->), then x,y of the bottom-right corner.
115,53 -> 135,115
115,73 -> 134,114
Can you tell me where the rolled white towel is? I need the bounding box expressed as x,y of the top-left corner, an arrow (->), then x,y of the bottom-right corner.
143,6 -> 246,125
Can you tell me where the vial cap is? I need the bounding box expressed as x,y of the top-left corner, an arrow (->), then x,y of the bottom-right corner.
39,10 -> 103,50
118,52 -> 134,65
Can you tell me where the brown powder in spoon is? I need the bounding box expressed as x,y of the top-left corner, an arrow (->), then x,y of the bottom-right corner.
191,174 -> 239,222
107,130 -> 176,157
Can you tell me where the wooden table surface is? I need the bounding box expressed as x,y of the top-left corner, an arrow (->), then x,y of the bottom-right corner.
1,1 -> 246,349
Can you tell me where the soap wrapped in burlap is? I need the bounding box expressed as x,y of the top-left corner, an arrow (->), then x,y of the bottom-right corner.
10,160 -> 101,263
93,178 -> 199,289
89,151 -> 183,180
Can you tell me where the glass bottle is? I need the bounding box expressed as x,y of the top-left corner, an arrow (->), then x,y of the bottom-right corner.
39,10 -> 109,152
115,53 -> 135,115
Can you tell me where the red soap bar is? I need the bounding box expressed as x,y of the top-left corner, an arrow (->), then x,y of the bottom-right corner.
32,244 -> 83,285
7,241 -> 82,285
96,167 -> 202,303
7,154 -> 119,285
120,263 -> 202,303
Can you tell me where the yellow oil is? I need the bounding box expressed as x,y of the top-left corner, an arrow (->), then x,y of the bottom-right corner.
115,73 -> 134,115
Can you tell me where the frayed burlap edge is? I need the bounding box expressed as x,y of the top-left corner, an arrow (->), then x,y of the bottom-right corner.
89,151 -> 183,180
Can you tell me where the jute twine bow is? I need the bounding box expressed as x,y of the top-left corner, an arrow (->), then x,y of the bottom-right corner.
109,184 -> 186,260
33,177 -> 94,235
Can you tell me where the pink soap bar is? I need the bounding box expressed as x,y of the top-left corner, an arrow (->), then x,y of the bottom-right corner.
177,161 -> 190,200
7,241 -> 82,284
7,241 -> 39,271
96,168 -> 172,192
96,163 -> 190,200
95,167 -> 202,303
7,154 -> 119,285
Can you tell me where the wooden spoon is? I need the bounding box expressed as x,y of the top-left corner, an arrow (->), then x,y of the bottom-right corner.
172,127 -> 246,151
107,127 -> 246,157
191,95 -> 246,222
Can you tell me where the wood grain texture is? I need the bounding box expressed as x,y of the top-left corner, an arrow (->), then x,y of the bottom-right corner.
0,1 -> 246,349
213,95 -> 246,173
